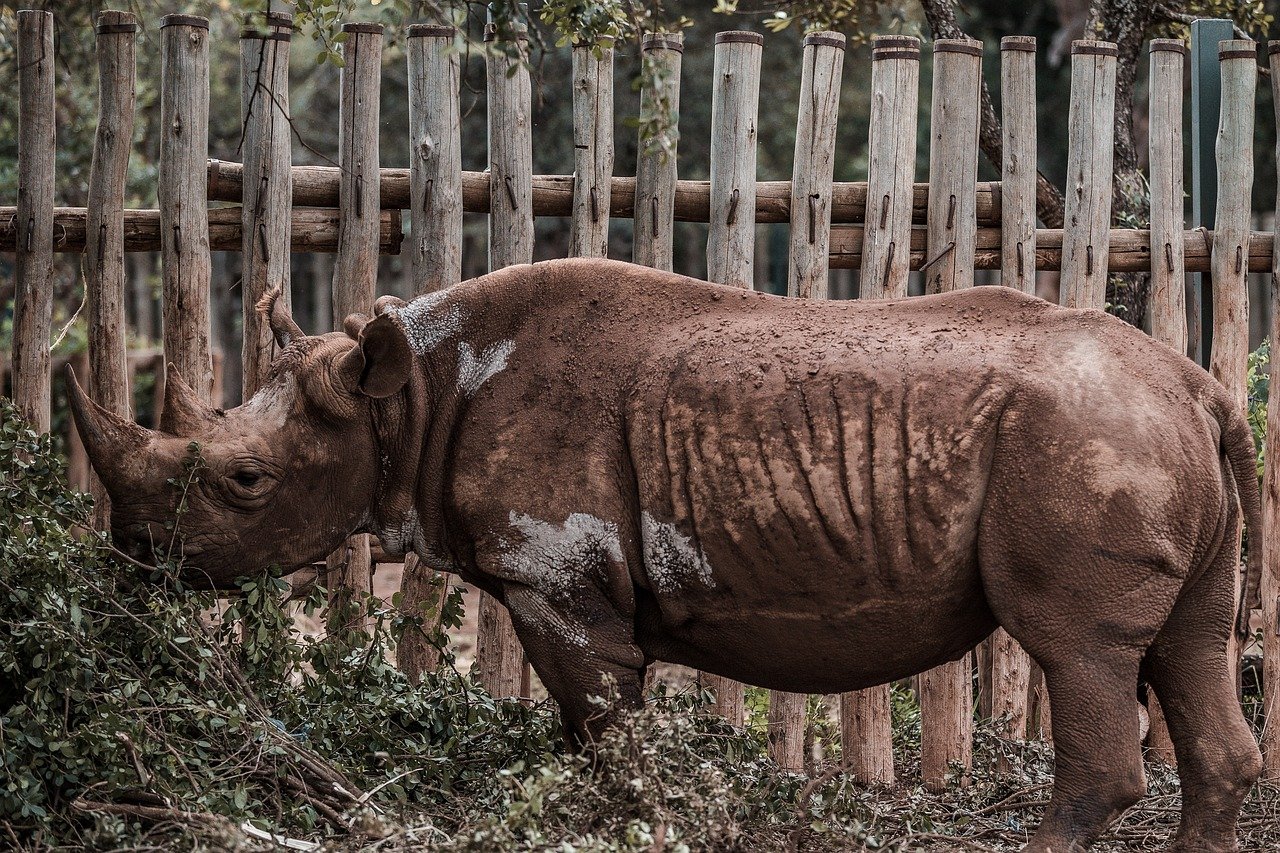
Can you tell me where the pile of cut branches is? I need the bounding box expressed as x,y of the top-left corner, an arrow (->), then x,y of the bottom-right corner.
0,400 -> 556,849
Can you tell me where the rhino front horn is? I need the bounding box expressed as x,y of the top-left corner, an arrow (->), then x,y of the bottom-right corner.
159,365 -> 217,437
66,364 -> 157,494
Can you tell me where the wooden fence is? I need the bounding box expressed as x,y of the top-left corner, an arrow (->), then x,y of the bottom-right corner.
4,8 -> 1279,784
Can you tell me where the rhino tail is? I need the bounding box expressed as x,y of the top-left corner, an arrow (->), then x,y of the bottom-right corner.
1207,390 -> 1263,638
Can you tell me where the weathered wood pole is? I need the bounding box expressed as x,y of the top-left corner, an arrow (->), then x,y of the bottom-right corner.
840,687 -> 895,786
476,21 -> 534,700
13,10 -> 56,432
327,21 -> 383,637
0,206 -> 401,255
839,33 -> 917,788
923,38 -> 981,295
1211,40 -> 1256,688
1059,40 -> 1117,310
1263,39 -> 1280,782
700,30 -> 763,725
1148,40 -> 1187,354
980,34 -> 1038,763
159,15 -> 213,403
999,36 -> 1036,294
918,38 -> 981,793
399,23 -> 464,682
786,31 -> 844,299
706,31 -> 762,290
768,31 -> 845,770
333,22 -> 383,314
206,160 -> 1004,227
632,33 -> 683,271
570,39 -> 614,258
406,24 -> 462,296
240,11 -> 293,397
83,11 -> 137,528
1208,40 -> 1255,415
858,36 -> 919,300
1144,38 -> 1188,765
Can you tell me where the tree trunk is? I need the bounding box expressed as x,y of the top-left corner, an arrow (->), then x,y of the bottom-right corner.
920,0 -> 1066,229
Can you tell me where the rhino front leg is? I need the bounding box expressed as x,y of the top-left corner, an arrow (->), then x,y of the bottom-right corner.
502,583 -> 647,748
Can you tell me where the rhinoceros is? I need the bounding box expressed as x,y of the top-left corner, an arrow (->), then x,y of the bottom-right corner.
70,258 -> 1262,852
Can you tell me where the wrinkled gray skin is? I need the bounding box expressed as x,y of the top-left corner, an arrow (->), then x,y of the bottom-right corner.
71,258 -> 1263,852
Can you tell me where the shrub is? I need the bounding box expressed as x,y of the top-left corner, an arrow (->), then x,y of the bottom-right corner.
0,399 -> 557,848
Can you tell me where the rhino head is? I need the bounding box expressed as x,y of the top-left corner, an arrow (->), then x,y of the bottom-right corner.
68,293 -> 417,589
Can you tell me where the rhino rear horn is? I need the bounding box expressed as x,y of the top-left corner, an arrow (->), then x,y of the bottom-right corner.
66,364 -> 157,493
159,365 -> 217,437
255,285 -> 305,349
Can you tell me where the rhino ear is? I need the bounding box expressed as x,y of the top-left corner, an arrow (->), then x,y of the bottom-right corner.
335,314 -> 412,399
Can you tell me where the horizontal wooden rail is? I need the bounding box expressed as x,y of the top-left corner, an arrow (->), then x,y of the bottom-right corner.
0,206 -> 402,254
829,225 -> 1274,274
207,159 -> 1002,226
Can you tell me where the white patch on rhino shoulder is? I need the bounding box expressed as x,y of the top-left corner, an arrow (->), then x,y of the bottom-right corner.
457,339 -> 515,397
641,512 -> 715,593
389,289 -> 463,355
498,511 -> 622,592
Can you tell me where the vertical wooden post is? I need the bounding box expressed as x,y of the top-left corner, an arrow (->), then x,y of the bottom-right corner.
988,629 -> 1031,754
770,30 -> 845,772
706,31 -> 762,290
407,24 -> 462,296
786,31 -> 844,299
159,15 -> 213,402
399,23 -> 463,682
840,33 -> 917,788
13,9 -> 56,433
477,21 -> 533,700
840,687 -> 895,786
924,38 -> 981,295
1264,40 -> 1280,782
1211,40 -> 1256,691
1208,40 -> 1255,415
919,655 -> 973,791
333,22 -> 383,316
327,21 -> 383,637
701,30 -> 762,726
240,12 -> 293,398
1145,38 -> 1188,765
1149,40 -> 1188,355
1059,40 -> 1117,310
633,33 -> 683,272
570,39 -> 614,258
983,36 -> 1037,755
999,36 -> 1036,295
855,35 -> 916,298
858,36 -> 919,301
917,37 -> 981,793
84,11 -> 136,528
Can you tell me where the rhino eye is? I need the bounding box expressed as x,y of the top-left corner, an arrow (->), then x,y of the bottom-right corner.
232,470 -> 261,488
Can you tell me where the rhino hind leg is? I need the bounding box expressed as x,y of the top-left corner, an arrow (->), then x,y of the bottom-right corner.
977,498 -> 1189,847
1142,542 -> 1261,853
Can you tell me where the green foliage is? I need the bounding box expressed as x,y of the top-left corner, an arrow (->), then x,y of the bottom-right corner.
1247,340 -> 1269,479
0,399 -> 558,847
